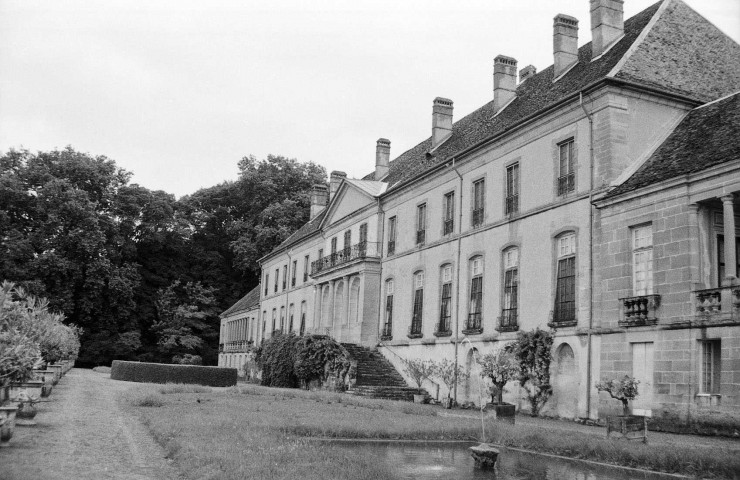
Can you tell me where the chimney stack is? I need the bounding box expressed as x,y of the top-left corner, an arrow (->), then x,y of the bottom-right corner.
519,65 -> 537,84
493,55 -> 517,111
329,171 -> 346,201
553,14 -> 579,78
432,97 -> 454,149
375,138 -> 390,180
309,184 -> 328,219
590,0 -> 624,58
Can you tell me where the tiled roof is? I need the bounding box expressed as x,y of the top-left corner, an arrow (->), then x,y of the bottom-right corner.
604,92 -> 740,198
363,0 -> 739,189
220,285 -> 261,318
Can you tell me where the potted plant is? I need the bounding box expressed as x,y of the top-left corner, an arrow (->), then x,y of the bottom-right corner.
14,390 -> 41,426
403,358 -> 434,403
478,349 -> 519,423
596,375 -> 647,442
432,358 -> 469,409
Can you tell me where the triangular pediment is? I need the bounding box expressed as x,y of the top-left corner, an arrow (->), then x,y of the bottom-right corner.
321,180 -> 383,228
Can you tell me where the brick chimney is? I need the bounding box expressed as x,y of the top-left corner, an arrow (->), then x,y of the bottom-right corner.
519,65 -> 537,84
329,171 -> 346,201
553,14 -> 579,78
432,98 -> 453,149
590,0 -> 624,58
493,55 -> 517,111
309,184 -> 328,219
375,138 -> 390,180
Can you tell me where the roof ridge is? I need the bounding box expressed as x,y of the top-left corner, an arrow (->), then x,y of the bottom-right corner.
607,0 -> 670,78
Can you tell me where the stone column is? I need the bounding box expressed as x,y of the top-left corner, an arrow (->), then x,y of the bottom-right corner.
687,204 -> 701,290
721,194 -> 737,285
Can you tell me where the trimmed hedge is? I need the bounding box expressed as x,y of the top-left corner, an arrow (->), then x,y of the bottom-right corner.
110,360 -> 237,387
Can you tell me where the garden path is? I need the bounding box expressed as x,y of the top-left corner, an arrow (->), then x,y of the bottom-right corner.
0,368 -> 182,480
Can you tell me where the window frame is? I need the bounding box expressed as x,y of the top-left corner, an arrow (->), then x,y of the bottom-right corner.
553,232 -> 577,326
409,271 -> 424,337
472,178 -> 485,227
443,191 -> 455,236
387,216 -> 397,255
437,264 -> 453,335
557,138 -> 576,196
382,279 -> 394,339
632,224 -> 654,296
505,162 -> 520,216
416,203 -> 427,245
700,339 -> 721,395
500,247 -> 519,331
465,256 -> 484,334
303,255 -> 309,283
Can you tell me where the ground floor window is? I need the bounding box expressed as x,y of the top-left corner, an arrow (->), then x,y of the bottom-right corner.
701,339 -> 721,394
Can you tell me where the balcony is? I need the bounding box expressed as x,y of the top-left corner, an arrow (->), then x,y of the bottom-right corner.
497,309 -> 518,332
619,294 -> 660,327
434,318 -> 452,337
472,208 -> 484,227
505,195 -> 519,215
557,173 -> 575,195
694,286 -> 740,324
463,313 -> 483,335
223,340 -> 253,353
443,218 -> 454,236
310,242 -> 380,277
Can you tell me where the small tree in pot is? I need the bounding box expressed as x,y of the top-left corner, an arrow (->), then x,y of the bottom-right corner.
479,350 -> 519,405
432,358 -> 469,409
402,358 -> 434,402
596,375 -> 646,441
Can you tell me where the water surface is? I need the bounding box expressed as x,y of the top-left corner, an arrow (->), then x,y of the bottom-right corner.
323,440 -> 681,480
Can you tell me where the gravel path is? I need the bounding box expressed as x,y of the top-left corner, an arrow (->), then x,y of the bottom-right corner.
0,369 -> 182,480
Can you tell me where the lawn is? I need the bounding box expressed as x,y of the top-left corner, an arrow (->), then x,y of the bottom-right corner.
121,383 -> 740,479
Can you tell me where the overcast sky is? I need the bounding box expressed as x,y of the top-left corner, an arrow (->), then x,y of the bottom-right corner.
1,1 -> 738,198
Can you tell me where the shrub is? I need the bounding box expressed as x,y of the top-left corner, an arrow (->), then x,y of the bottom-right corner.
173,354 -> 203,365
293,335 -> 351,390
478,349 -> 519,404
257,333 -> 300,388
507,328 -> 554,416
596,375 -> 639,415
402,358 -> 434,392
110,360 -> 237,387
431,358 -> 468,400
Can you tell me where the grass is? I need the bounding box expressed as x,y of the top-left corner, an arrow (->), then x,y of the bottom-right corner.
122,383 -> 740,479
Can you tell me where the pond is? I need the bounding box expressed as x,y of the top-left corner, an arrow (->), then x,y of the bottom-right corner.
321,440 -> 680,480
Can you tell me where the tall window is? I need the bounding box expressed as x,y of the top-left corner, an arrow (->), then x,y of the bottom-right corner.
279,306 -> 285,332
262,311 -> 266,343
632,225 -> 653,296
359,223 -> 368,247
274,268 -> 279,293
443,192 -> 455,235
501,248 -> 519,330
387,216 -> 397,255
282,265 -> 287,290
299,302 -> 307,336
382,279 -> 394,339
472,179 -> 485,227
410,272 -> 424,336
554,233 -> 576,324
330,237 -> 337,256
343,230 -> 352,257
717,235 -> 740,284
438,265 -> 453,334
467,257 -> 483,332
318,248 -> 323,260
416,204 -> 427,245
264,274 -> 269,296
505,163 -> 519,215
701,340 -> 721,394
271,309 -> 277,333
558,139 -> 575,195
288,304 -> 295,332
303,255 -> 309,282
291,260 -> 297,287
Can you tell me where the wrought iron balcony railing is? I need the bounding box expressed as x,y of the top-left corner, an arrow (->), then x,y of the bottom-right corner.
557,173 -> 575,195
463,312 -> 482,334
310,241 -> 379,275
497,309 -> 518,332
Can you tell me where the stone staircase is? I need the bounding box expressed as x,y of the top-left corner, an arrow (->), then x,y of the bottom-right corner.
342,343 -> 427,402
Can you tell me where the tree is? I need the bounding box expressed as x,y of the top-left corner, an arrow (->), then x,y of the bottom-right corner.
507,328 -> 554,416
403,358 -> 435,393
153,280 -> 218,363
478,349 -> 520,404
596,375 -> 639,416
432,358 -> 469,401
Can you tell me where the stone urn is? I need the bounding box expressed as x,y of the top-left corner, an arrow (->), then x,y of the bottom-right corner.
470,443 -> 500,469
9,380 -> 44,402
0,405 -> 18,447
15,391 -> 40,426
48,364 -> 63,385
606,415 -> 648,442
33,370 -> 55,397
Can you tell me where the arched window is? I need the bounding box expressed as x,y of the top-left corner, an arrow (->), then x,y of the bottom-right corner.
334,281 -> 345,325
437,264 -> 453,334
466,256 -> 484,333
382,279 -> 394,339
410,271 -> 424,336
288,304 -> 295,332
554,232 -> 577,324
321,285 -> 331,327
501,247 -> 519,330
300,301 -> 307,336
349,277 -> 361,324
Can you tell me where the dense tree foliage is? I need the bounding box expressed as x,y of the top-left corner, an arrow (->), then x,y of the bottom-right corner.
0,147 -> 326,366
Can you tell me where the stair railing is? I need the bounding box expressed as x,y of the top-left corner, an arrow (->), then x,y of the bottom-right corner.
377,340 -> 441,399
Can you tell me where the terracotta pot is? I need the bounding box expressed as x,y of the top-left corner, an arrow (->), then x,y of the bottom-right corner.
0,405 -> 18,447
